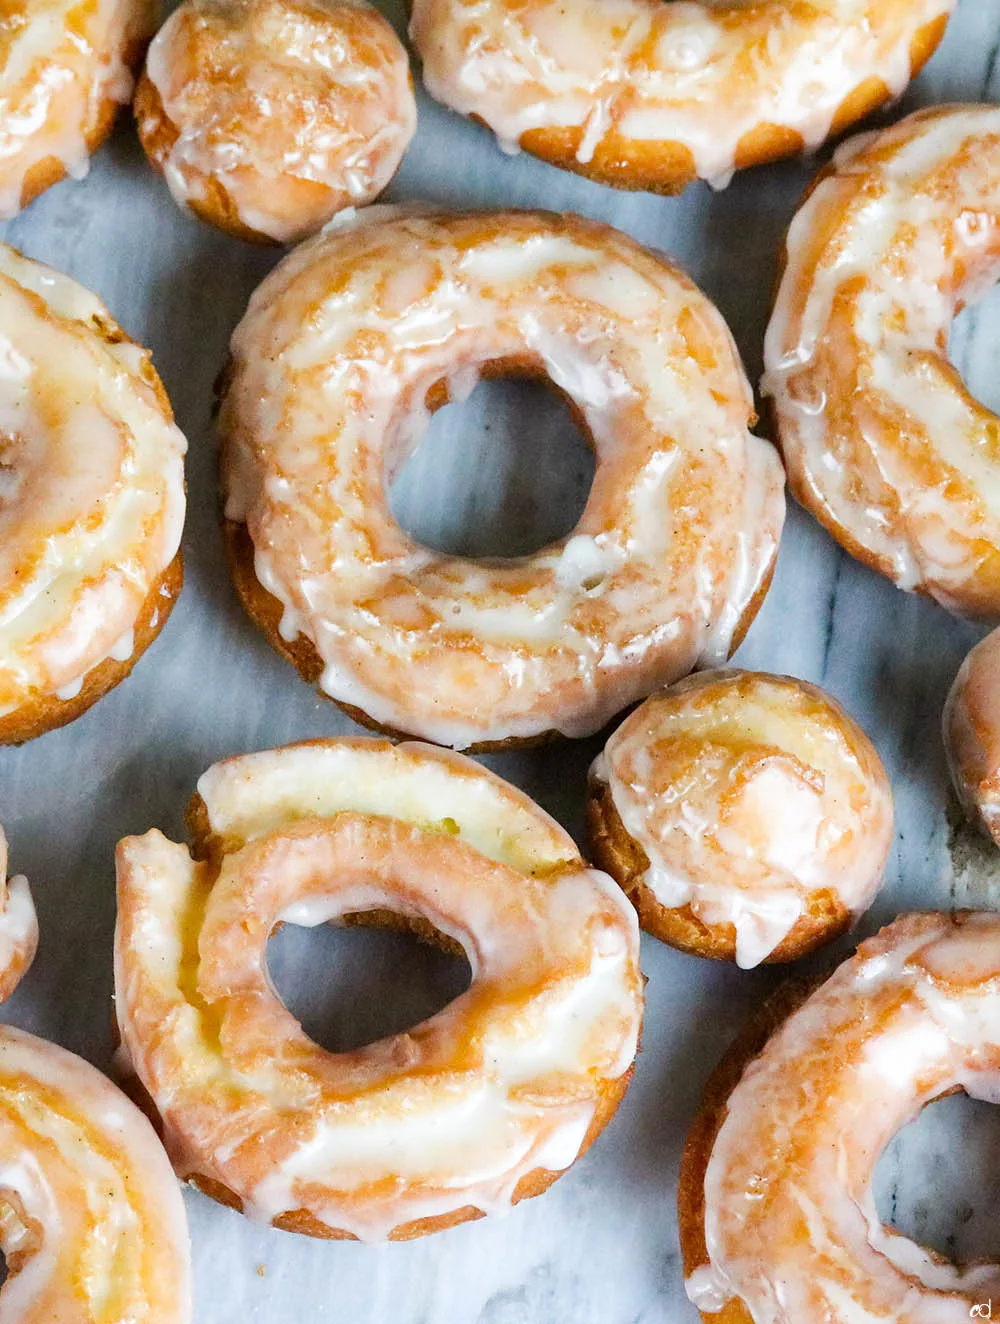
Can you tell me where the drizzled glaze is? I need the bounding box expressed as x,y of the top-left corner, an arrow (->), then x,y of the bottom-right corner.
944,626 -> 1000,845
114,739 -> 643,1242
0,1025 -> 191,1322
0,0 -> 153,217
0,828 -> 36,1002
220,209 -> 785,749
686,912 -> 1000,1321
137,0 -> 415,243
0,244 -> 186,719
592,671 -> 893,967
763,104 -> 1000,617
409,0 -> 952,190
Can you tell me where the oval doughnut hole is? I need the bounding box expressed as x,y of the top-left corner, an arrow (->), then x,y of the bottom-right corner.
950,282 -> 1000,417
388,375 -> 595,559
266,916 -> 473,1054
874,1092 -> 1000,1263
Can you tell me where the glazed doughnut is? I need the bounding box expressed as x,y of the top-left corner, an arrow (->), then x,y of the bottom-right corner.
0,828 -> 37,1002
0,0 -> 153,216
219,208 -> 785,750
680,911 -> 1000,1321
409,0 -> 952,194
0,1024 -> 191,1321
114,738 -> 643,1242
587,671 -> 893,968
0,244 -> 186,745
944,626 -> 1000,845
134,0 -> 416,244
764,104 -> 1000,618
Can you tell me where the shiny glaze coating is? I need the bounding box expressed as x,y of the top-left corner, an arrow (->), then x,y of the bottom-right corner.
588,670 -> 893,968
410,0 -> 952,193
0,0 -> 154,215
681,912 -> 1000,1322
114,739 -> 643,1242
220,208 -> 785,749
764,105 -> 1000,617
0,245 -> 186,742
0,827 -> 37,1002
944,626 -> 1000,844
0,1025 -> 191,1322
135,0 -> 416,243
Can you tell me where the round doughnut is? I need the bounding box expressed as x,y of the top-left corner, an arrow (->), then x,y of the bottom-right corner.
679,911 -> 1000,1321
114,738 -> 643,1242
0,0 -> 153,217
0,243 -> 186,745
763,104 -> 1000,618
587,670 -> 893,968
408,0 -> 952,194
134,0 -> 416,244
219,208 -> 785,751
0,1024 -> 191,1321
0,828 -> 37,1002
944,626 -> 1000,845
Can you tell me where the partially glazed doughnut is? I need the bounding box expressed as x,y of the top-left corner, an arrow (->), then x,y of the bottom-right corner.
764,105 -> 1000,617
220,208 -> 785,750
587,671 -> 893,968
114,738 -> 643,1241
0,1025 -> 191,1321
944,627 -> 1000,844
679,912 -> 1000,1321
0,244 -> 186,745
0,0 -> 153,216
409,0 -> 952,194
135,0 -> 416,244
0,828 -> 37,1002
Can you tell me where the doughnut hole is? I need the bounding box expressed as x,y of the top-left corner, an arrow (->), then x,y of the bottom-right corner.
875,1092 -> 1000,1264
266,911 -> 472,1054
388,369 -> 595,559
949,281 -> 1000,417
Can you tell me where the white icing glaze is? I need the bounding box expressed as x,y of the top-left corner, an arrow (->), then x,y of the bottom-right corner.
139,0 -> 416,244
0,1024 -> 191,1322
0,828 -> 36,1001
114,739 -> 643,1242
220,209 -> 785,748
594,670 -> 893,967
943,625 -> 1000,844
688,912 -> 1000,1322
0,0 -> 152,217
409,0 -> 952,189
763,104 -> 1000,617
0,244 -> 186,718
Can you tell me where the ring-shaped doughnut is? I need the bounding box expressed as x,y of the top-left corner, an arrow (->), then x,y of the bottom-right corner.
0,0 -> 154,216
679,912 -> 1000,1321
0,1024 -> 191,1321
587,670 -> 893,968
944,626 -> 1000,845
763,104 -> 1000,617
409,0 -> 952,194
135,0 -> 416,244
0,827 -> 37,1002
0,244 -> 186,744
114,738 -> 643,1242
220,208 -> 785,750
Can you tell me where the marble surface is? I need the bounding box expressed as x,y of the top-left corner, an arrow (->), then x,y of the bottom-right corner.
4,2 -> 1000,1320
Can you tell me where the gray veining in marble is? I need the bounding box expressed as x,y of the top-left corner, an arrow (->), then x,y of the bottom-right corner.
3,2 -> 1000,1320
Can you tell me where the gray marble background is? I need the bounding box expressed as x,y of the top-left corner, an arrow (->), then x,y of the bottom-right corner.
3,2 -> 1000,1319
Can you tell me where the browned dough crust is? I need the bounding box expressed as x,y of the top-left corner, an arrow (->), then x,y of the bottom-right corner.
585,775 -> 852,964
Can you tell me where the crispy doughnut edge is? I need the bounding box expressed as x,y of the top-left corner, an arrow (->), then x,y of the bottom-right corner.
676,977 -> 818,1323
584,775 -> 853,964
410,16 -> 948,195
